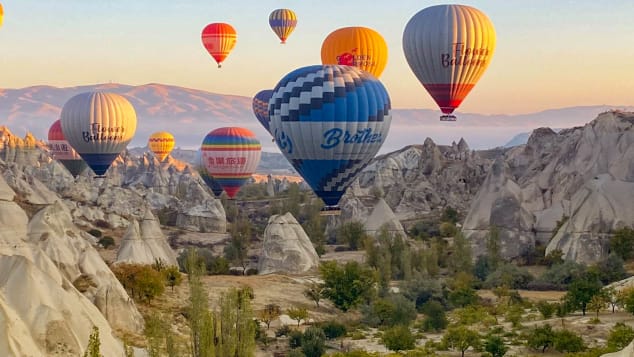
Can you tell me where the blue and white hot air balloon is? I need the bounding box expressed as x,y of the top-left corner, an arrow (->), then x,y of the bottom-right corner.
252,89 -> 274,134
269,64 -> 391,213
60,92 -> 137,176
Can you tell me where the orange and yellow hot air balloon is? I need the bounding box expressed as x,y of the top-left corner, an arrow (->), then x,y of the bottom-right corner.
0,2 -> 4,28
269,8 -> 297,44
201,23 -> 237,68
402,4 -> 496,121
321,27 -> 388,78
148,131 -> 175,162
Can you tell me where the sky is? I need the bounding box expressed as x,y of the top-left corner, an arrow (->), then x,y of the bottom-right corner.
1,0 -> 633,115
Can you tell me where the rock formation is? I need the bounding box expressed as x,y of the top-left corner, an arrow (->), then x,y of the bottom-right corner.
363,198 -> 406,237
601,340 -> 634,357
258,213 -> 320,275
116,208 -> 178,266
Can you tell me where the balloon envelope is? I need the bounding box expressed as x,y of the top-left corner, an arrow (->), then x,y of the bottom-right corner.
321,26 -> 388,78
194,149 -> 224,197
201,23 -> 237,68
60,92 -> 137,176
269,8 -> 297,44
252,90 -> 274,134
200,127 -> 261,199
269,65 -> 391,207
47,120 -> 87,178
402,4 -> 496,115
148,131 -> 175,162
0,3 -> 4,28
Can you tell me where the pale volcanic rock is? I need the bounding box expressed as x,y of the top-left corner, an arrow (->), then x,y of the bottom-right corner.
364,198 -> 406,237
115,208 -> 178,266
258,213 -> 320,275
27,201 -> 144,333
601,340 -> 634,357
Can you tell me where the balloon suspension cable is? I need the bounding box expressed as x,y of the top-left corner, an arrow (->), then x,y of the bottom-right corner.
320,205 -> 341,216
440,114 -> 457,122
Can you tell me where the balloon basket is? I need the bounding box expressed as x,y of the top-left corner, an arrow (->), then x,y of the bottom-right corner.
320,206 -> 341,216
440,115 -> 457,122
93,175 -> 107,179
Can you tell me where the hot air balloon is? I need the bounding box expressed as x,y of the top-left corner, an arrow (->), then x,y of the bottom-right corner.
321,27 -> 388,78
148,131 -> 175,162
403,4 -> 496,121
60,92 -> 137,177
47,120 -> 87,178
0,3 -> 4,28
201,23 -> 237,68
269,65 -> 391,214
194,149 -> 224,197
200,127 -> 261,199
252,90 -> 274,134
269,8 -> 297,44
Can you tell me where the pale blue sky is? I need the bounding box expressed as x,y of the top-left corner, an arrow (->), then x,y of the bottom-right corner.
1,0 -> 633,114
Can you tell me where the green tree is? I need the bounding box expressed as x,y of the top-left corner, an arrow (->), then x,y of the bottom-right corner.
449,231 -> 473,275
527,324 -> 555,353
448,272 -> 478,308
287,306 -> 309,327
136,266 -> 165,304
441,206 -> 459,224
162,265 -> 183,292
98,236 -> 115,249
536,300 -> 556,319
420,300 -> 447,332
145,313 -> 178,357
587,293 -> 607,320
486,225 -> 501,270
484,335 -> 508,357
257,304 -> 281,330
610,227 -> 634,260
382,325 -> 416,352
439,222 -> 458,237
319,261 -> 377,312
83,326 -> 102,357
553,329 -> 585,353
337,221 -> 367,250
301,326 -> 326,357
607,323 -> 634,351
364,294 -> 417,327
442,326 -> 481,357
185,249 -> 214,357
216,287 -> 256,357
224,215 -> 252,273
303,282 -> 324,308
564,271 -> 603,316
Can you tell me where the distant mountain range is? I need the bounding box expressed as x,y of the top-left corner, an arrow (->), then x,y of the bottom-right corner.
1,83 -> 632,152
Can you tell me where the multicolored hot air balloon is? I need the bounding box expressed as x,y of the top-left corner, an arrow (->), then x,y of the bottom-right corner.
201,23 -> 237,68
321,27 -> 388,78
201,127 -> 261,199
269,65 -> 391,213
60,92 -> 137,176
403,4 -> 496,121
269,8 -> 297,44
252,89 -> 274,134
0,3 -> 4,28
148,131 -> 175,162
194,149 -> 224,197
47,120 -> 87,178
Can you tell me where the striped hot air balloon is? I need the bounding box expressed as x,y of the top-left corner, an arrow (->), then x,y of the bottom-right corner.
403,4 -> 496,121
321,26 -> 388,78
201,23 -> 237,68
194,149 -> 224,198
252,89 -> 274,134
148,131 -> 175,162
60,92 -> 137,176
269,8 -> 297,44
200,127 -> 261,199
269,65 -> 391,212
47,120 -> 87,178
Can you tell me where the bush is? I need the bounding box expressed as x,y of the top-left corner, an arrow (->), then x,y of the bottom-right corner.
610,227 -> 634,260
382,325 -> 416,352
88,229 -> 102,238
301,326 -> 326,357
439,222 -> 458,237
538,260 -> 586,287
419,300 -> 448,332
536,300 -> 556,319
363,294 -> 417,327
177,248 -> 230,275
527,324 -> 554,353
608,323 -> 634,351
553,329 -> 585,353
275,324 -> 291,337
98,236 -> 115,249
288,330 -> 303,349
483,263 -> 533,289
320,320 -> 347,339
484,335 -> 508,357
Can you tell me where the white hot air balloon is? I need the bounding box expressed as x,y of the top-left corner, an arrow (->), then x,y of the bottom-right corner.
60,92 -> 137,176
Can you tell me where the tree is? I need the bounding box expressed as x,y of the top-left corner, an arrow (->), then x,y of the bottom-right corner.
610,227 -> 634,260
486,225 -> 501,270
301,326 -> 326,357
527,324 -> 555,353
257,304 -> 281,330
382,325 -> 416,352
441,206 -> 459,224
162,265 -> 183,292
553,329 -> 585,353
185,249 -> 213,357
587,293 -> 607,320
136,266 -> 165,304
564,272 -> 603,315
337,221 -> 367,250
420,300 -> 447,332
319,261 -> 377,312
449,231 -> 473,275
225,215 -> 252,273
603,286 -> 620,313
83,326 -> 101,357
363,294 -> 416,327
439,222 -> 458,237
442,326 -> 481,357
484,335 -> 508,357
287,306 -> 309,327
593,253 -> 627,285
608,323 -> 634,351
536,300 -> 556,319
303,283 -> 324,308
448,272 -> 478,308
216,287 -> 256,357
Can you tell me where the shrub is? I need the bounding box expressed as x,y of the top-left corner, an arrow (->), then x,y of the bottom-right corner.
420,300 -> 448,332
176,248 -> 229,275
363,294 -> 417,327
527,324 -> 554,353
439,222 -> 458,237
275,324 -> 291,337
483,263 -> 533,289
88,229 -> 102,238
484,335 -> 508,357
610,227 -> 634,260
301,326 -> 326,357
73,274 -> 96,293
607,323 -> 634,351
536,300 -> 556,319
553,329 -> 585,353
538,260 -> 586,287
98,236 -> 115,249
320,320 -> 347,339
288,330 -> 303,349
382,325 -> 416,352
